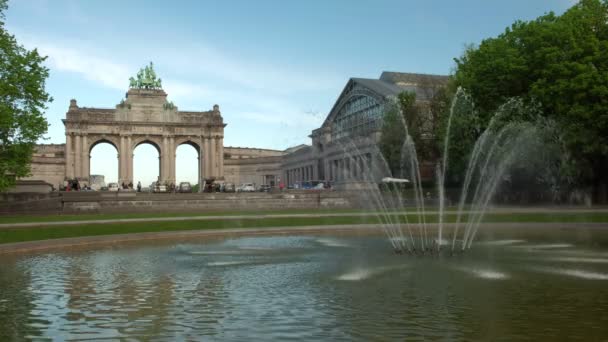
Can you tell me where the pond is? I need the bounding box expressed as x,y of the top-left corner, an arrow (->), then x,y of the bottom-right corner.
1,227 -> 608,340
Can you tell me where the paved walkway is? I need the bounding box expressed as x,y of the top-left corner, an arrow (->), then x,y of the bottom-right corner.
1,206 -> 608,229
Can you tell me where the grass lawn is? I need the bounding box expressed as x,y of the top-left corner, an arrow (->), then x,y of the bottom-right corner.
0,206 -> 601,225
0,208 -> 367,224
1,211 -> 608,245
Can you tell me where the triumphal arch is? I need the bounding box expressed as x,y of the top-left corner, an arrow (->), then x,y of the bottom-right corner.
63,63 -> 225,188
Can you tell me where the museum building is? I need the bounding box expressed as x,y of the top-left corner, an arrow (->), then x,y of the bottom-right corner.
281,71 -> 448,187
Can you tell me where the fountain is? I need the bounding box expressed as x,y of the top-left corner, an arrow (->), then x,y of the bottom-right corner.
335,88 -> 561,255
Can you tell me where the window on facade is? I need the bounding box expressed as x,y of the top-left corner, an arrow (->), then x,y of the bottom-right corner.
331,92 -> 384,140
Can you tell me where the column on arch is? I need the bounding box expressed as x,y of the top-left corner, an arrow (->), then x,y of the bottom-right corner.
126,135 -> 133,184
198,136 -> 205,191
203,137 -> 210,180
210,136 -> 217,178
65,133 -> 74,179
74,134 -> 81,179
161,135 -> 168,184
169,137 -> 176,185
81,134 -> 89,182
118,135 -> 127,185
218,136 -> 224,179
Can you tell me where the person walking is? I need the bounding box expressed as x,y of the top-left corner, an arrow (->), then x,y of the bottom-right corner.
137,181 -> 141,192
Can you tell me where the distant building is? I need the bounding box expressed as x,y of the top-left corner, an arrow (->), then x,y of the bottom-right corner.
281,71 -> 448,187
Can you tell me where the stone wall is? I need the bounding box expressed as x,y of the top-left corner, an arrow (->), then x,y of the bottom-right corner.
224,146 -> 284,159
12,191 -> 355,214
21,144 -> 66,190
224,156 -> 283,186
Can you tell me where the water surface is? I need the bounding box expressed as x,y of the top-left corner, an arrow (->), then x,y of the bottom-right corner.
1,229 -> 608,340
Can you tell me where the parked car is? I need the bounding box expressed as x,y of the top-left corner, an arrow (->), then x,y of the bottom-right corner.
108,183 -> 119,192
237,183 -> 256,192
179,182 -> 192,193
153,182 -> 167,193
224,183 -> 236,192
259,184 -> 271,192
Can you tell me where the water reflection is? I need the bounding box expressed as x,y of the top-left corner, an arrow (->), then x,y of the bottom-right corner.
0,233 -> 608,340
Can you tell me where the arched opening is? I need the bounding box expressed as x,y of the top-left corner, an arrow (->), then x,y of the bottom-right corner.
89,141 -> 118,190
176,142 -> 200,192
133,141 -> 160,191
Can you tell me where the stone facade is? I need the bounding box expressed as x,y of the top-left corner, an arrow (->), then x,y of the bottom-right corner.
282,71 -> 448,187
223,147 -> 285,186
22,144 -> 66,189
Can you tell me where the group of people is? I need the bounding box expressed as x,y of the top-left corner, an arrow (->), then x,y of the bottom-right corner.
120,181 -> 134,191
65,179 -> 81,191
120,181 -> 148,192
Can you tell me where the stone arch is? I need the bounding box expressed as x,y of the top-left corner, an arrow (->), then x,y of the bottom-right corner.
131,136 -> 164,187
131,136 -> 163,155
88,135 -> 120,154
174,137 -> 201,152
174,137 -> 202,190
87,136 -> 120,186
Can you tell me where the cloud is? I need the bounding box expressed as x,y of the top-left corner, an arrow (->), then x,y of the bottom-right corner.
20,38 -> 131,90
11,29 -> 332,149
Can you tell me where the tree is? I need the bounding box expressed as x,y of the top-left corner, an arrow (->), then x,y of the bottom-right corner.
452,0 -> 608,202
0,0 -> 51,191
379,91 -> 417,176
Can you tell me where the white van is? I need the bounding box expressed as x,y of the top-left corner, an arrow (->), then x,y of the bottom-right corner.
238,183 -> 255,192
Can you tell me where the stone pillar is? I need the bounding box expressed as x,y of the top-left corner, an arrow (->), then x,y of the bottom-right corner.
210,136 -> 217,178
119,135 -> 127,185
359,156 -> 365,179
81,134 -> 89,182
170,137 -> 176,185
201,137 -> 208,179
74,134 -> 81,179
127,135 -> 133,184
198,138 -> 204,192
217,137 -> 224,179
65,133 -> 73,179
335,160 -> 339,181
161,136 -> 168,183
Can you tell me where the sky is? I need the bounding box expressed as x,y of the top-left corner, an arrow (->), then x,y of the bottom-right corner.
5,0 -> 574,185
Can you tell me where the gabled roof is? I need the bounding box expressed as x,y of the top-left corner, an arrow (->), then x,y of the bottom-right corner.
318,71 -> 449,132
380,71 -> 449,86
284,144 -> 309,154
350,77 -> 404,98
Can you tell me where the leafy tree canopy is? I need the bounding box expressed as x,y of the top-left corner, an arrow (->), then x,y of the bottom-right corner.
0,0 -> 51,191
452,0 -> 608,201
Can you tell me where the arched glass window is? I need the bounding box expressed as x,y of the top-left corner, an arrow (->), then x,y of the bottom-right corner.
331,92 -> 384,140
